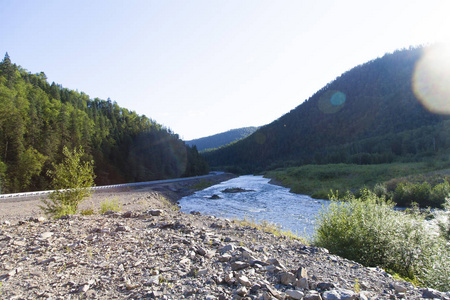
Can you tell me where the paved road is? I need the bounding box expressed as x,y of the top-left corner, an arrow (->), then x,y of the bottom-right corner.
0,172 -> 224,203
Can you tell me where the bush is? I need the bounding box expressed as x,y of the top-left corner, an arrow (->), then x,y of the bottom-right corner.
314,190 -> 450,290
393,182 -> 432,207
40,146 -> 95,218
430,181 -> 450,208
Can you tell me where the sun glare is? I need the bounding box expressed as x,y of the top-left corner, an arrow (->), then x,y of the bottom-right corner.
413,43 -> 450,114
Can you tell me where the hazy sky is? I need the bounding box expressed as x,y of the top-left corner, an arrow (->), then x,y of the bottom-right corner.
1,0 -> 449,140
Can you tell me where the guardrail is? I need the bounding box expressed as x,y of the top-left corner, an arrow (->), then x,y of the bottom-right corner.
0,173 -> 222,199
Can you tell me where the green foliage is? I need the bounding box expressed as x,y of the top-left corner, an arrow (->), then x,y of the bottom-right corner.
40,146 -> 95,218
391,177 -> 450,208
314,190 -> 450,290
0,53 -> 209,193
16,147 -> 47,190
99,197 -> 121,214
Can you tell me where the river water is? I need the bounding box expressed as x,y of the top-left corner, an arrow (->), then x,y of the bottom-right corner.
178,175 -> 330,238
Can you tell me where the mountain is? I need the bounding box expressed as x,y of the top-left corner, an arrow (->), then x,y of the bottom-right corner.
203,46 -> 450,173
185,127 -> 258,151
0,53 -> 208,193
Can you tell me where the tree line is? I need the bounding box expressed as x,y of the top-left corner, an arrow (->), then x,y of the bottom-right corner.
0,53 -> 208,193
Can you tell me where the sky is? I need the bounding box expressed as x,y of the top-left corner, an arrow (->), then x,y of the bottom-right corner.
1,0 -> 450,140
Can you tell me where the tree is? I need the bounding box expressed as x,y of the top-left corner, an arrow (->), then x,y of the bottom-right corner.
40,146 -> 95,218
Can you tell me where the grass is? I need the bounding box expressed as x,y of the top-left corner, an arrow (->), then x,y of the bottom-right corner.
235,216 -> 308,243
80,207 -> 96,215
99,197 -> 122,214
191,180 -> 215,190
156,192 -> 180,211
265,161 -> 450,200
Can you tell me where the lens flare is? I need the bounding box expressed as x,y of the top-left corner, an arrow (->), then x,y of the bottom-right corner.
413,44 -> 450,114
318,90 -> 346,114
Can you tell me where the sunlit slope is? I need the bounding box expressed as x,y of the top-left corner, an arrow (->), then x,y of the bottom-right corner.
204,46 -> 450,172
186,127 -> 258,152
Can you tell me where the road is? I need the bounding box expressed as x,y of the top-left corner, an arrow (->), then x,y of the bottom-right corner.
0,172 -> 225,203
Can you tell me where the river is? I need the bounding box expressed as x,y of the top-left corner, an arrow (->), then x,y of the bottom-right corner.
178,175 -> 330,238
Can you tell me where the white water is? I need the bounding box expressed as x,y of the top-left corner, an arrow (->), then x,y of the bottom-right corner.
178,175 -> 330,238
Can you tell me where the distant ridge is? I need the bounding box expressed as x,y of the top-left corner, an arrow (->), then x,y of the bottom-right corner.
186,127 -> 258,151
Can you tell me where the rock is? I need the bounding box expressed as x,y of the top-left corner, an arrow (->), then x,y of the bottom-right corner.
197,268 -> 208,276
145,275 -> 161,285
393,283 -> 407,293
220,244 -> 235,254
294,277 -> 309,289
322,289 -> 356,300
237,275 -> 252,287
231,261 -> 249,271
262,291 -> 277,300
126,282 -> 139,290
236,286 -> 248,297
121,211 -> 133,218
224,272 -> 234,284
317,282 -> 335,291
148,209 -> 163,216
209,194 -> 221,199
286,289 -> 304,300
78,284 -> 90,293
422,288 -> 446,299
304,291 -> 322,300
115,225 -> 131,232
196,247 -> 207,256
297,266 -> 308,279
280,272 -> 296,285
218,253 -> 232,262
222,187 -> 255,193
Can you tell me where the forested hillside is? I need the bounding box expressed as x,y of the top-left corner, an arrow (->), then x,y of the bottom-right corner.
0,53 -> 208,193
186,127 -> 258,151
204,46 -> 450,173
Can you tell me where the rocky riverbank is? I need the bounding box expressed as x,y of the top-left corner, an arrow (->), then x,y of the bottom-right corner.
1,177 -> 449,299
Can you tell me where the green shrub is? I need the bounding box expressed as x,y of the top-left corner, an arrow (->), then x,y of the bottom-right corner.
314,190 -> 449,290
40,146 -> 95,218
373,183 -> 388,198
393,182 -> 432,207
430,181 -> 450,208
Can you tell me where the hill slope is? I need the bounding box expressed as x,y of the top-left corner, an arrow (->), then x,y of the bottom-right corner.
185,126 -> 258,151
0,53 -> 208,193
204,46 -> 450,173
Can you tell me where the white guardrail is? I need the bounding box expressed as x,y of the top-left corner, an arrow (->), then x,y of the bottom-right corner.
0,172 -> 223,199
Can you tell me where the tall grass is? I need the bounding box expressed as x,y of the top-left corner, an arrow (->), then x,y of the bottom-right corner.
314,190 -> 450,291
